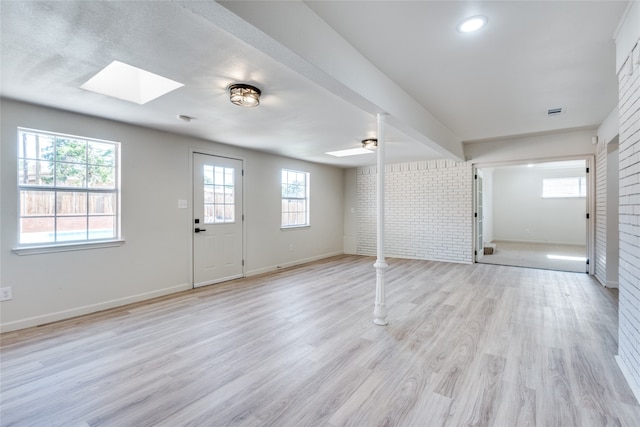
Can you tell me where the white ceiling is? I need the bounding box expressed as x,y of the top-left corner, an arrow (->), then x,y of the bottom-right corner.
0,1 -> 628,168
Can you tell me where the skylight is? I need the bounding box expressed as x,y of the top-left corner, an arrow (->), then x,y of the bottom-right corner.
81,61 -> 184,105
326,148 -> 375,157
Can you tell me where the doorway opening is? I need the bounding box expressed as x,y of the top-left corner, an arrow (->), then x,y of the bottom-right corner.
474,159 -> 591,273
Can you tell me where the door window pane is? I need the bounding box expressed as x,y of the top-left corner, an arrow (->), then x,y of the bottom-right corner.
203,165 -> 235,224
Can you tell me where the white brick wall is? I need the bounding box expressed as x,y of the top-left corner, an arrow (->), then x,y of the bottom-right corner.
357,160 -> 473,263
618,44 -> 640,400
595,139 -> 608,286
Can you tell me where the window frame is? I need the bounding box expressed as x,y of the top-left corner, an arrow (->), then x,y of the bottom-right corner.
281,168 -> 310,229
14,128 -> 122,253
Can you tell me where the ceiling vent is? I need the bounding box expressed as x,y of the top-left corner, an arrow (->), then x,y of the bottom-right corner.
547,107 -> 563,116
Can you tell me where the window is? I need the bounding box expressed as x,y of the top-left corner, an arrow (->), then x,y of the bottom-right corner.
281,169 -> 309,228
542,177 -> 586,198
203,165 -> 235,224
17,128 -> 120,245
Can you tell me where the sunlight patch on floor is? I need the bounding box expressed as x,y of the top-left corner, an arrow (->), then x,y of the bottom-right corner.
547,254 -> 587,262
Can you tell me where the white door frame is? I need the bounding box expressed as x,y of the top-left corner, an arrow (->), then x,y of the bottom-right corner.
189,148 -> 246,287
474,169 -> 484,262
472,155 -> 595,274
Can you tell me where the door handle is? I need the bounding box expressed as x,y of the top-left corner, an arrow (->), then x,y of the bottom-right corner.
195,228 -> 207,233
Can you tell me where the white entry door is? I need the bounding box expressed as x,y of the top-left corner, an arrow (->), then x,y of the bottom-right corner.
193,153 -> 243,287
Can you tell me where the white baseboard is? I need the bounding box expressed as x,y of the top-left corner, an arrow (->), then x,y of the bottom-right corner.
0,283 -> 192,333
388,253 -> 473,265
245,251 -> 344,277
616,355 -> 640,405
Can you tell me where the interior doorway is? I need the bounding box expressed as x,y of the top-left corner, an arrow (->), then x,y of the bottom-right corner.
474,159 -> 590,273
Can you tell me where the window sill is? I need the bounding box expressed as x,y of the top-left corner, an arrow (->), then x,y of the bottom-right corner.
12,240 -> 125,256
281,225 -> 310,231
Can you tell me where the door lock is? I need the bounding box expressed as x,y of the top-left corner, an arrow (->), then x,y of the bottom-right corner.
194,228 -> 206,233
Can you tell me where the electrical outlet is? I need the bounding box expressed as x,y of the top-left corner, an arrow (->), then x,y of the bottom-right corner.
0,287 -> 12,301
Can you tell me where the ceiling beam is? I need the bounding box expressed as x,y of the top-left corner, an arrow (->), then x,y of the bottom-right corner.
180,0 -> 464,161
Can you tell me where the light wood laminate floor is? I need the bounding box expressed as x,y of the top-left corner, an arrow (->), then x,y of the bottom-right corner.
1,255 -> 639,426
479,241 -> 587,273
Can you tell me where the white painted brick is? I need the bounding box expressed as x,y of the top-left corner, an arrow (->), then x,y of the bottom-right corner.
357,160 -> 473,263
595,140 -> 608,286
618,57 -> 640,398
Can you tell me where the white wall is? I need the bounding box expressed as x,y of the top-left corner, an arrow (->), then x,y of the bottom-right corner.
343,168 -> 357,254
464,129 -> 597,164
481,168 -> 494,244
492,166 -> 587,245
356,160 -> 473,263
0,100 -> 344,332
598,105 -> 620,145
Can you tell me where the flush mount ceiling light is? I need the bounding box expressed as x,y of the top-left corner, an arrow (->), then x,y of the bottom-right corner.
81,60 -> 184,105
457,15 -> 488,33
361,138 -> 378,149
229,83 -> 261,107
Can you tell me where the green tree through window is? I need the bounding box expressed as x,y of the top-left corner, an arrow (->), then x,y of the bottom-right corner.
18,129 -> 120,245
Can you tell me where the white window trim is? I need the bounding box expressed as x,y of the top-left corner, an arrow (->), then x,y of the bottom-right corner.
16,127 -> 122,249
280,225 -> 311,231
281,168 -> 310,228
13,239 -> 125,256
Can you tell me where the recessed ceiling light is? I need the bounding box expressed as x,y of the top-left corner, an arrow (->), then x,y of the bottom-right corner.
457,15 -> 488,33
81,60 -> 184,105
326,148 -> 376,157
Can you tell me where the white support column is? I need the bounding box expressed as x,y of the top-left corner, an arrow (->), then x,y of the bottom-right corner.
373,113 -> 388,326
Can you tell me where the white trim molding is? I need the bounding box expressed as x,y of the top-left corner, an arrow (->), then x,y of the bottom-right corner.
13,239 -> 125,256
0,282 -> 191,333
